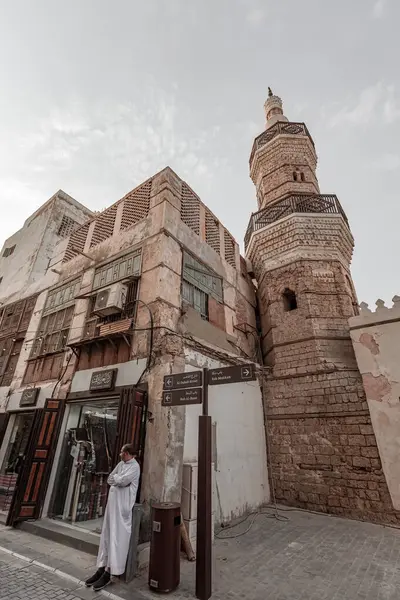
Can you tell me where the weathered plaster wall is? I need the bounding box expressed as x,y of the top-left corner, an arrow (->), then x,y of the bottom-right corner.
349,297 -> 400,510
182,350 -> 270,525
0,192 -> 91,304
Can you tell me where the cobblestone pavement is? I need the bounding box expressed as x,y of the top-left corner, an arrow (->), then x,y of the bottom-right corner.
2,509 -> 400,599
0,552 -> 97,600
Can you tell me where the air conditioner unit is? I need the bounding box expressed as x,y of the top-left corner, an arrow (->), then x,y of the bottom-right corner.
93,282 -> 127,317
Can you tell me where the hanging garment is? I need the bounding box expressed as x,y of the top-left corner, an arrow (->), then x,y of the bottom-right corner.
96,458 -> 140,576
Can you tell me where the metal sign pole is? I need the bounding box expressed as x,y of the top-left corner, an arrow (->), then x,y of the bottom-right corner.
196,368 -> 212,600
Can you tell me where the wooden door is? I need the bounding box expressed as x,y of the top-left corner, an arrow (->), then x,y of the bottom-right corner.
113,388 -> 147,468
0,413 -> 9,446
8,398 -> 64,524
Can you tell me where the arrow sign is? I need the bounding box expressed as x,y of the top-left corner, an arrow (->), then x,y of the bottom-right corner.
163,371 -> 203,390
208,364 -> 256,386
162,387 -> 202,406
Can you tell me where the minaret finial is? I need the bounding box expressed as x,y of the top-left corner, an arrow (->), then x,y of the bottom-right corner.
268,87 -> 273,98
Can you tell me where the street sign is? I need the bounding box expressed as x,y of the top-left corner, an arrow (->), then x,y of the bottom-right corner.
208,364 -> 256,386
162,387 -> 203,406
163,371 -> 203,390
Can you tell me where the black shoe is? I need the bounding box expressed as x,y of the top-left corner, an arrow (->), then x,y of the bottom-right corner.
93,571 -> 111,592
85,567 -> 105,587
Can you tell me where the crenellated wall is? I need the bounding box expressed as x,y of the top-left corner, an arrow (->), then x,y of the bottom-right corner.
349,296 -> 400,509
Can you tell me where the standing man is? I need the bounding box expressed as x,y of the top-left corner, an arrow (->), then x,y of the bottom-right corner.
85,443 -> 140,591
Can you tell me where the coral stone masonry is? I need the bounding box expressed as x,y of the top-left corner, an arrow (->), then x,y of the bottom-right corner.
246,91 -> 400,524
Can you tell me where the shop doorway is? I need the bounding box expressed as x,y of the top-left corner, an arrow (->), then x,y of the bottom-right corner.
0,412 -> 35,521
51,398 -> 119,533
49,388 -> 147,535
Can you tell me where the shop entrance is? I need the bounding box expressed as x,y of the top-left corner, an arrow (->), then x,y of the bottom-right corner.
0,412 -> 35,521
51,398 -> 118,533
50,388 -> 147,535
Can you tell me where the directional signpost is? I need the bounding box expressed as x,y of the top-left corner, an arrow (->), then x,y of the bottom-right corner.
161,363 -> 257,600
162,388 -> 202,406
208,364 -> 255,386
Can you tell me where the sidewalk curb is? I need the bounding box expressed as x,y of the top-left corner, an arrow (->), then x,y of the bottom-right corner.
0,545 -> 129,600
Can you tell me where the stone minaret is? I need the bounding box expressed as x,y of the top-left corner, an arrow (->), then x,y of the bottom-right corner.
245,91 -> 398,524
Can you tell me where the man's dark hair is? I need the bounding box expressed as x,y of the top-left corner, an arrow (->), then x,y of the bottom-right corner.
121,443 -> 136,456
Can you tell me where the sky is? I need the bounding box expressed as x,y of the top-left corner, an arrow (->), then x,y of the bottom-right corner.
0,0 -> 398,306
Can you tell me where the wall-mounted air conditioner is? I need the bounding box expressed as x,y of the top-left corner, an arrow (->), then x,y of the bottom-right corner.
93,282 -> 127,317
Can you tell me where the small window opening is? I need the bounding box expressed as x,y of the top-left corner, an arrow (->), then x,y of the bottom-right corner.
293,171 -> 298,181
282,288 -> 297,312
300,172 -> 305,182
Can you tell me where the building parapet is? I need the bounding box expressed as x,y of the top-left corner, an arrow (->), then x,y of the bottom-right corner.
349,296 -> 400,329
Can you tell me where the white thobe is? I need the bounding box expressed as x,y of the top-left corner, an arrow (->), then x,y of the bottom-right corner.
97,458 -> 140,575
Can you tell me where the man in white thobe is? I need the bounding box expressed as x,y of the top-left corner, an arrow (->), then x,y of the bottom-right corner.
85,443 -> 140,591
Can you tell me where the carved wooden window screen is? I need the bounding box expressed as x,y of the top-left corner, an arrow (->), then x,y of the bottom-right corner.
92,249 -> 142,291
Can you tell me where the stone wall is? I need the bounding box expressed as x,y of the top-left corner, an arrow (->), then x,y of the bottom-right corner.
260,264 -> 400,524
250,135 -> 319,209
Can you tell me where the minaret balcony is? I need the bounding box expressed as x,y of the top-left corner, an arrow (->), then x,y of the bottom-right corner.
244,193 -> 350,251
250,121 -> 314,166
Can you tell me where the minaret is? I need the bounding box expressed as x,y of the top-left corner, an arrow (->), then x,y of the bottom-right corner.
245,91 -> 397,523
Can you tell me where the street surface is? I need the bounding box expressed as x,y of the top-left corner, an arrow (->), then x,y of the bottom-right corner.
1,508 -> 400,599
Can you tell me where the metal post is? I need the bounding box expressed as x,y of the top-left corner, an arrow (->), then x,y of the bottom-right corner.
202,368 -> 208,416
196,368 -> 212,600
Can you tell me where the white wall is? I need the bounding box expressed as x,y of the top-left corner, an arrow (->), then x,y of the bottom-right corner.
183,349 -> 269,524
349,297 -> 400,510
70,358 -> 147,392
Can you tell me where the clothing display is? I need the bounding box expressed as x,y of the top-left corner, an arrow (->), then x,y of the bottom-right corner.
51,401 -> 118,529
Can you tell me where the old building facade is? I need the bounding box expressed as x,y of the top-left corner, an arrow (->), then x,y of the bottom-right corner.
0,168 -> 269,543
246,90 -> 400,524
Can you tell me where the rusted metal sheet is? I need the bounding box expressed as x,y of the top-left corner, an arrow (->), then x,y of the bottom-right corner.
98,318 -> 132,337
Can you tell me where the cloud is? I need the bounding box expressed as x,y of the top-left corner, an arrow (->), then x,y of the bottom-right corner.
328,83 -> 384,127
372,153 -> 400,171
246,7 -> 266,25
327,83 -> 400,128
0,86 -> 226,242
372,0 -> 387,18
383,85 -> 400,123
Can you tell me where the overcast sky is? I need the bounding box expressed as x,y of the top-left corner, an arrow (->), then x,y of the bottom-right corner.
0,0 -> 398,306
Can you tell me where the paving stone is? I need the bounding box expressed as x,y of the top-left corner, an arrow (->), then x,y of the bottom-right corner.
1,510 -> 400,599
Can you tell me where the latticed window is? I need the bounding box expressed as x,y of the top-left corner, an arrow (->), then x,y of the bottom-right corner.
30,278 -> 80,358
120,180 -> 152,230
181,183 -> 201,236
181,251 -> 223,320
224,230 -> 236,268
90,205 -> 117,248
30,306 -> 74,357
92,249 -> 142,291
63,222 -> 90,262
182,280 -> 208,320
205,211 -> 221,255
44,279 -> 81,313
57,215 -> 79,238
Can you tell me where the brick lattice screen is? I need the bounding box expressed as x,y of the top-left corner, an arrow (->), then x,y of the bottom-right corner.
224,230 -> 236,267
205,210 -> 221,255
120,179 -> 152,230
181,182 -> 201,236
63,222 -> 90,262
90,205 -> 117,248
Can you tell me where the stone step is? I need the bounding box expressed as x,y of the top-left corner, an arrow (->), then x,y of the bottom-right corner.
18,518 -> 100,555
